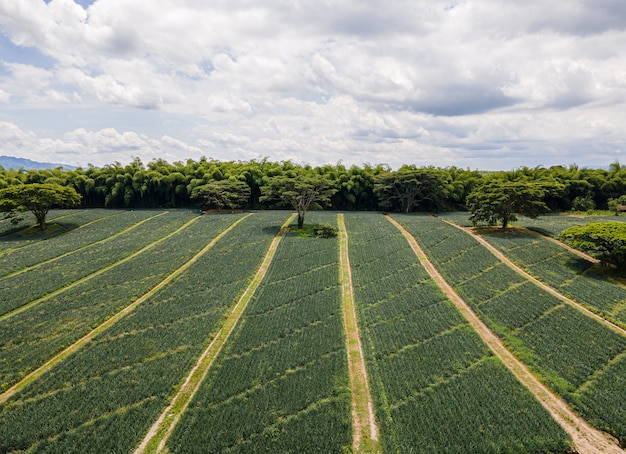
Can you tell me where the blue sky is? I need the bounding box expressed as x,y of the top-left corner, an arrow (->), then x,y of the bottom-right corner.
0,0 -> 625,169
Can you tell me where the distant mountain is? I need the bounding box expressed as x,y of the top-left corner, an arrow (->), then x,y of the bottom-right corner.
0,155 -> 77,170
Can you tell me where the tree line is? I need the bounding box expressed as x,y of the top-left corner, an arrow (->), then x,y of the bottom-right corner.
1,157 -> 626,213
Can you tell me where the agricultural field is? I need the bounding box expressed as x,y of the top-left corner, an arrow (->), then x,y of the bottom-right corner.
343,212 -> 570,453
474,228 -> 626,327
2,209 -> 626,452
167,212 -> 352,453
393,213 -> 626,446
0,211 -> 289,453
438,211 -> 626,237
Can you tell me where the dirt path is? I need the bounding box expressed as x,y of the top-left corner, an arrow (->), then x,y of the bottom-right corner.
0,214 -> 250,406
134,213 -> 296,454
385,215 -> 623,454
337,214 -> 380,453
445,219 -> 626,338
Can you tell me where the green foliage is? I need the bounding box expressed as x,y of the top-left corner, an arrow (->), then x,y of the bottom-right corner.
260,174 -> 337,228
607,194 -> 626,215
559,221 -> 626,272
373,168 -> 450,213
292,223 -> 338,238
467,180 -> 554,228
0,183 -> 81,230
190,179 -> 250,210
571,195 -> 596,211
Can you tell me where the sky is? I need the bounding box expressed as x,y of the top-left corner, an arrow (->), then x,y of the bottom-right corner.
0,0 -> 625,170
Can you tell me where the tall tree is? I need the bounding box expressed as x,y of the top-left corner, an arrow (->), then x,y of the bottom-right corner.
559,221 -> 626,273
260,175 -> 337,228
373,168 -> 449,213
190,179 -> 251,211
467,180 -> 553,228
0,183 -> 82,230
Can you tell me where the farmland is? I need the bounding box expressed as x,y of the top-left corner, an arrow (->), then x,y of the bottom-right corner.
1,209 -> 625,452
393,213 -> 626,446
343,212 -> 570,453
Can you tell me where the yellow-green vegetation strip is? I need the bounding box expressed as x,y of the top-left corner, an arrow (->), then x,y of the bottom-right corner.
0,214 -> 249,405
2,211 -> 162,279
134,213 -> 297,454
386,215 -> 623,454
0,212 -> 173,323
337,214 -> 380,453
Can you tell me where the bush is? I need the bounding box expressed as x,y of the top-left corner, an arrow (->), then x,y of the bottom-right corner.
313,223 -> 338,238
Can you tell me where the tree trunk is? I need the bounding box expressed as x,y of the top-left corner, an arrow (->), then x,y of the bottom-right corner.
298,211 -> 304,229
36,214 -> 46,230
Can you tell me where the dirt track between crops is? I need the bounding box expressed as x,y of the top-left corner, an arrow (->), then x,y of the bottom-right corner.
386,215 -> 623,454
338,214 -> 380,453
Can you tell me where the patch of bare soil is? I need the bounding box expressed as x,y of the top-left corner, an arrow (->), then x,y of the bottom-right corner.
386,215 -> 623,454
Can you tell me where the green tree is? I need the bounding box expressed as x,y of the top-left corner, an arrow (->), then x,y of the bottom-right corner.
373,168 -> 449,213
607,195 -> 626,215
190,179 -> 251,211
467,180 -> 552,228
260,175 -> 337,228
559,221 -> 626,272
0,183 -> 82,230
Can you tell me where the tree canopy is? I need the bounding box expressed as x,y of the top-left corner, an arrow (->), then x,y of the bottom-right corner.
373,168 -> 451,213
0,183 -> 82,230
190,179 -> 250,211
260,175 -> 337,228
467,180 -> 555,228
558,221 -> 626,273
1,158 -> 626,215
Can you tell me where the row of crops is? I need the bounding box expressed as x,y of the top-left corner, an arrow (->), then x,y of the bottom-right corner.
0,210 -> 199,314
0,209 -> 111,251
475,228 -> 626,327
393,214 -> 626,446
166,212 -> 352,453
343,212 -> 570,453
0,211 -> 238,392
0,211 -> 289,452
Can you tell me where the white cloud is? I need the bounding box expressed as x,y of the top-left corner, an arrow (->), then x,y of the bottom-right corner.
0,0 -> 625,170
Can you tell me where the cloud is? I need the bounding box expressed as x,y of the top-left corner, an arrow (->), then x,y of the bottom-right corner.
0,0 -> 625,170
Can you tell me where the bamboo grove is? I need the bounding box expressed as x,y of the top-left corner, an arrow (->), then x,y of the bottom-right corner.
2,157 -> 626,212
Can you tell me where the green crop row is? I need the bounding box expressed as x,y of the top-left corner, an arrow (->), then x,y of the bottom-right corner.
0,213 -> 243,393
480,230 -> 626,325
0,210 -> 197,315
166,216 -> 352,453
0,212 -> 288,453
345,212 -> 570,453
0,209 -> 112,252
0,210 -> 152,277
393,213 -> 626,444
